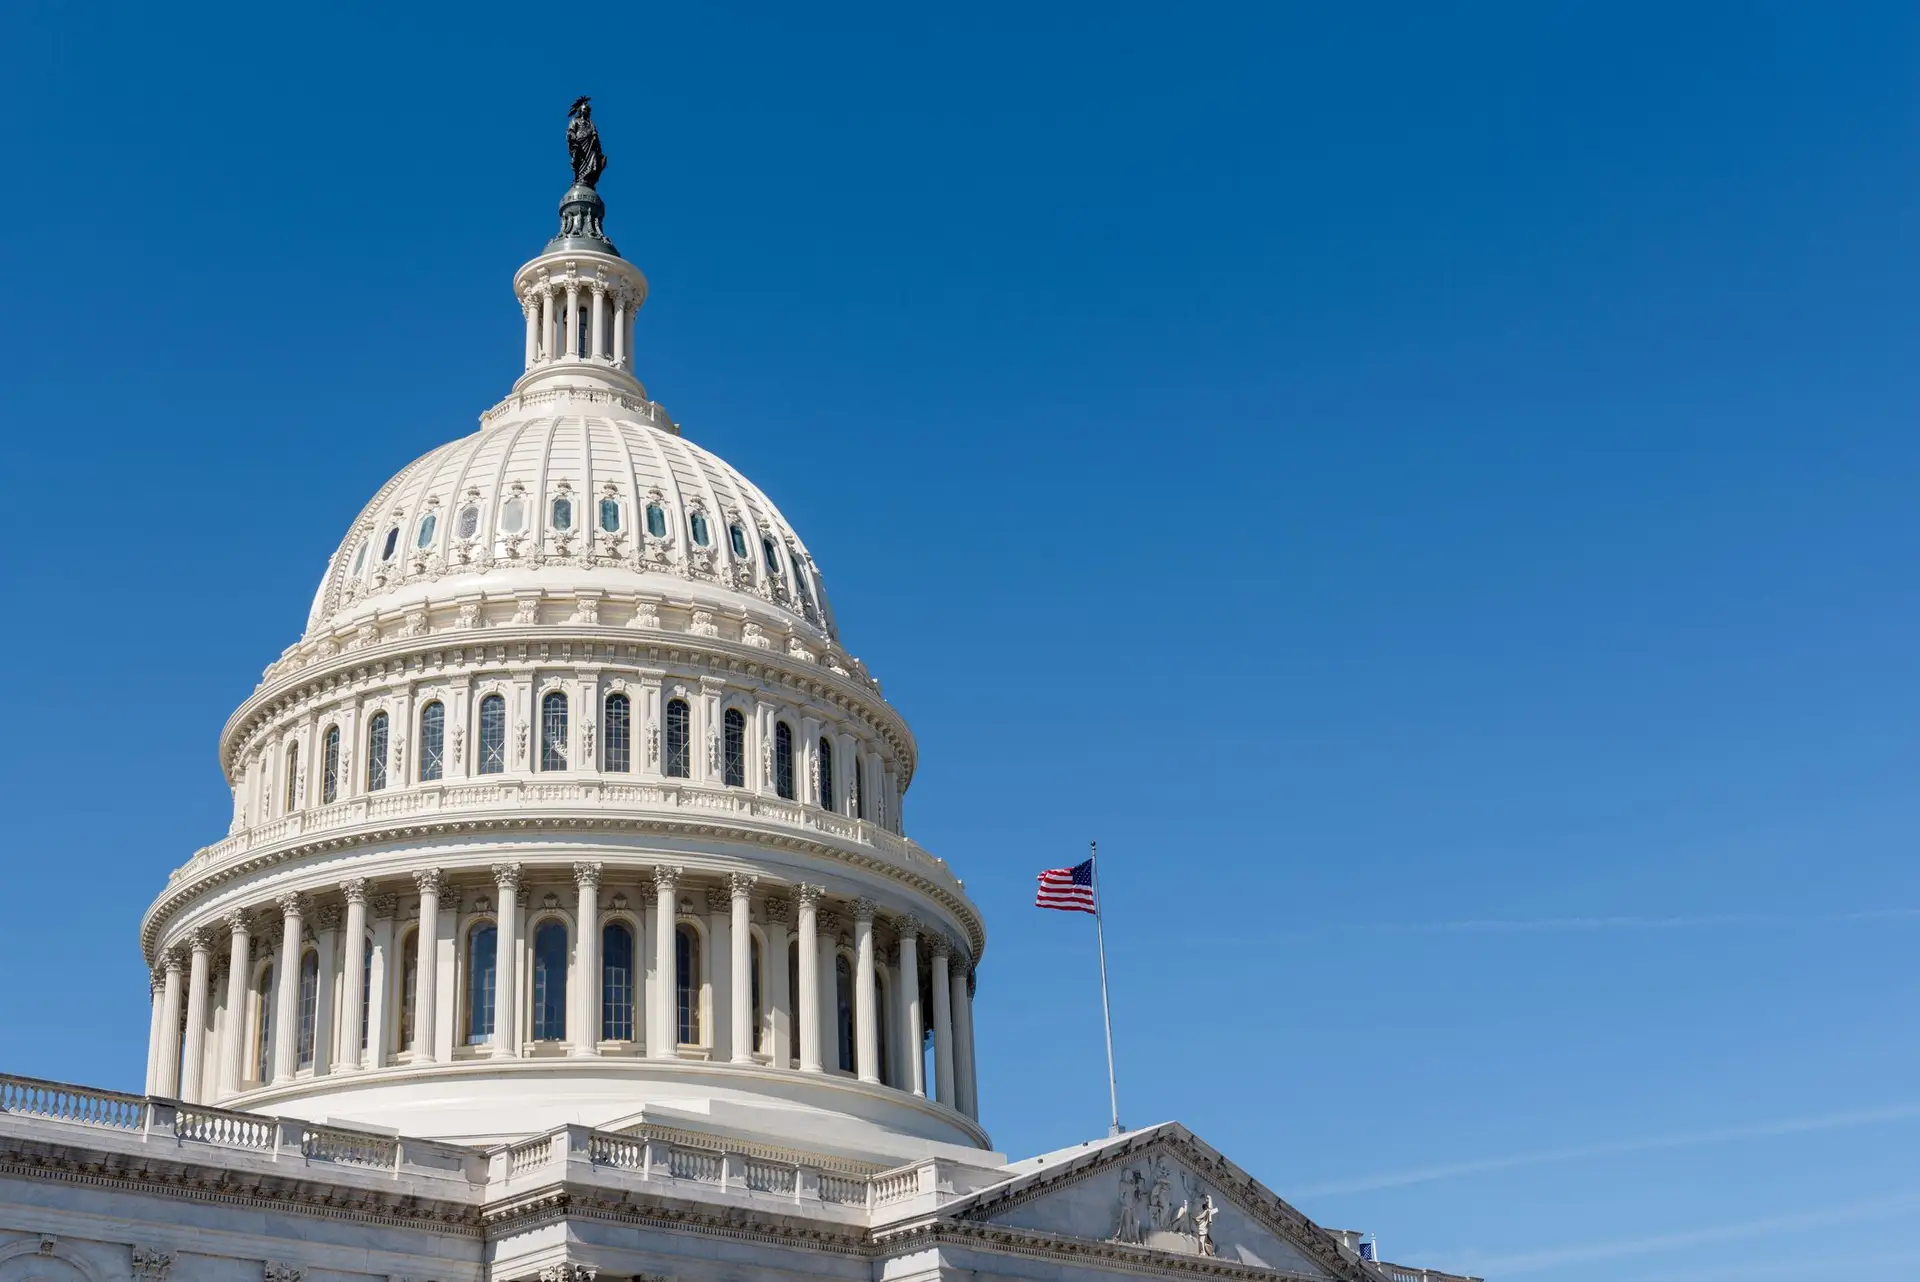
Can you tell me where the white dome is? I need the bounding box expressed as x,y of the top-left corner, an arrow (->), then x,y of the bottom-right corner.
308,396 -> 838,648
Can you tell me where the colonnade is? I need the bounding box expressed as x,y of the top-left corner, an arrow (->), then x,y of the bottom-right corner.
521,277 -> 637,372
147,865 -> 980,1122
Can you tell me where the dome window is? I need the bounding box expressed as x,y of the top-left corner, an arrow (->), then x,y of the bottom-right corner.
762,537 -> 782,576
645,503 -> 666,538
729,524 -> 749,559
689,511 -> 711,547
381,528 -> 400,561
598,497 -> 621,534
456,505 -> 480,540
350,540 -> 368,575
415,513 -> 437,550
501,497 -> 527,534
551,497 -> 574,531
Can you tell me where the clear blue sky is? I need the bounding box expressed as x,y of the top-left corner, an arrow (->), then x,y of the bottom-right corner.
3,5 -> 1917,1279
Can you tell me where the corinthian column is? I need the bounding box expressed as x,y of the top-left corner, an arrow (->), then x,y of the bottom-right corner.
412,871 -> 441,1063
572,862 -> 602,1056
155,952 -> 184,1097
218,912 -> 250,1097
952,960 -> 977,1118
272,894 -> 305,1083
337,880 -> 368,1071
897,917 -> 924,1097
144,969 -> 165,1096
930,937 -> 955,1107
492,864 -> 521,1057
853,899 -> 879,1084
651,868 -> 680,1058
180,930 -> 214,1102
730,874 -> 755,1064
795,885 -> 823,1073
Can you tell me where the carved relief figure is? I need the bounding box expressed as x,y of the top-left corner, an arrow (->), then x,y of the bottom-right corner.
1112,1166 -> 1147,1244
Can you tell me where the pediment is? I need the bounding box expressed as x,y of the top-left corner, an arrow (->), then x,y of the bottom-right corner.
950,1127 -> 1361,1281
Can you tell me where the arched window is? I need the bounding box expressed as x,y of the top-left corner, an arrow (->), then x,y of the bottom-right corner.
598,496 -> 621,533
818,736 -> 835,812
675,924 -> 701,1045
602,922 -> 635,1042
321,726 -> 341,803
381,527 -> 400,561
664,698 -> 691,779
723,708 -> 746,788
420,701 -> 445,782
359,937 -> 373,1053
774,722 -> 795,800
284,741 -> 300,812
689,511 -> 711,546
541,691 -> 568,771
366,712 -> 389,792
729,524 -> 749,559
501,496 -> 527,534
467,924 -> 497,1045
750,934 -> 764,1053
786,941 -> 801,1069
415,511 -> 437,549
479,694 -> 506,775
253,963 -> 275,1082
456,505 -> 480,540
351,540 -> 368,575
297,950 -> 321,1069
604,693 -> 631,772
532,922 -> 568,1041
762,537 -> 783,577
551,496 -> 574,531
396,931 -> 418,1054
645,503 -> 667,538
835,954 -> 855,1073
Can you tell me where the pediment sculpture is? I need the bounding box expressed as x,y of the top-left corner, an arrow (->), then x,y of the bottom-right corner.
1111,1153 -> 1217,1256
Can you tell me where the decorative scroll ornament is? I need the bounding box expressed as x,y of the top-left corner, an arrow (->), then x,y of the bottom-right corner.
541,1265 -> 599,1282
515,720 -> 530,765
451,724 -> 465,765
1111,1154 -> 1217,1257
583,719 -> 596,763
264,1264 -> 305,1282
131,1245 -> 173,1280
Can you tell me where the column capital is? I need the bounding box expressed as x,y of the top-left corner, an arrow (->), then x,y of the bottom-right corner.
796,883 -> 824,909
895,913 -> 921,940
186,928 -> 214,954
729,872 -> 758,900
413,868 -> 444,896
341,877 -> 368,905
370,892 -> 399,920
655,866 -> 681,895
150,968 -> 166,994
853,896 -> 877,923
224,908 -> 251,936
492,862 -> 523,891
573,860 -> 603,888
163,949 -> 185,974
929,935 -> 953,960
276,892 -> 308,920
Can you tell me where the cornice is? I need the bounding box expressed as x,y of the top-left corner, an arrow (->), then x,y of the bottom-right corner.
883,1220 -> 1340,1282
486,1185 -> 873,1257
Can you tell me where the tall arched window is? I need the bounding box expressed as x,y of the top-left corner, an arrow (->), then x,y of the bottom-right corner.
604,693 -> 631,773
540,692 -> 569,771
750,934 -> 764,1053
834,954 -> 855,1073
602,922 -> 635,1041
479,695 -> 506,775
359,937 -> 373,1053
532,922 -> 568,1041
818,736 -> 835,812
253,963 -> 275,1083
675,924 -> 701,1045
420,701 -> 445,782
664,698 -> 691,779
366,711 -> 389,792
467,924 -> 497,1046
774,722 -> 795,800
875,973 -> 891,1086
786,941 -> 801,1069
850,750 -> 865,820
723,708 -> 746,788
297,951 -> 321,1069
321,726 -> 341,803
396,931 -> 418,1054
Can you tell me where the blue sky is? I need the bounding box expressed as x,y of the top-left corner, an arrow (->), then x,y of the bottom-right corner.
3,4 -> 1918,1278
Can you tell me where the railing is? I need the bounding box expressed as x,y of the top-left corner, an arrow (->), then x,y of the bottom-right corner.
173,1105 -> 274,1149
1378,1264 -> 1482,1282
744,1158 -> 796,1195
0,1076 -> 144,1131
817,1172 -> 866,1205
868,1167 -> 921,1206
301,1125 -> 397,1168
587,1134 -> 646,1170
507,1135 -> 554,1175
667,1146 -> 723,1184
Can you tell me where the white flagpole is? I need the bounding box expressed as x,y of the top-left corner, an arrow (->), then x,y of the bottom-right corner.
1090,840 -> 1123,1136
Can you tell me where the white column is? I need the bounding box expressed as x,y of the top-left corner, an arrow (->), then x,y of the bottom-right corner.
492,864 -> 521,1057
952,960 -> 977,1118
795,885 -> 823,1073
817,910 -> 840,1071
589,285 -> 606,361
930,938 -> 955,1107
216,910 -> 251,1094
180,931 -> 213,1103
412,871 -> 440,1063
652,868 -> 680,1057
522,291 -> 539,368
366,895 -> 395,1069
705,885 -> 731,1061
538,288 -> 553,363
337,880 -> 368,1071
310,906 -> 340,1078
144,970 -> 165,1095
764,896 -> 792,1069
853,899 -> 879,1083
565,284 -> 581,359
729,874 -> 755,1064
272,894 -> 305,1082
612,292 -> 628,368
898,918 -> 925,1097
572,862 -> 602,1056
155,953 -> 184,1097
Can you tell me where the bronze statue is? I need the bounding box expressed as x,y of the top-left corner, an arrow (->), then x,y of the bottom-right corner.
567,96 -> 608,188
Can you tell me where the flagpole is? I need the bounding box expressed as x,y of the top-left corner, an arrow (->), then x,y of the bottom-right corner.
1090,840 -> 1123,1136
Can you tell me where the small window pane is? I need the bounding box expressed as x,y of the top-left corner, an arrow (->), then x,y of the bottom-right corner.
501,497 -> 526,533
382,528 -> 399,561
723,708 -> 746,788
541,691 -> 569,771
479,695 -> 506,775
533,922 -> 568,1041
298,952 -> 321,1068
690,512 -> 710,546
729,524 -> 749,559
255,964 -> 275,1081
366,712 -> 389,791
676,925 -> 700,1045
415,512 -> 437,549
456,505 -> 479,539
604,693 -> 631,773
602,922 -> 635,1041
599,497 -> 620,533
774,722 -> 794,801
552,497 -> 573,531
284,741 -> 300,812
818,736 -> 835,813
762,537 -> 782,575
351,541 -> 368,574
664,698 -> 691,779
646,504 -> 666,538
467,926 -> 497,1045
322,727 -> 340,803
420,702 -> 445,782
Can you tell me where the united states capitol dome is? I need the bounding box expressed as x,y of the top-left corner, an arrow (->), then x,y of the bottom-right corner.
141,114 -> 985,1164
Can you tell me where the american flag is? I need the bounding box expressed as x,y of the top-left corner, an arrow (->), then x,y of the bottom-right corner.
1035,857 -> 1097,914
